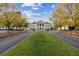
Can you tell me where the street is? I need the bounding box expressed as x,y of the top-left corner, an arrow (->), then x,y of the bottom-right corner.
0,31 -> 32,55
49,31 -> 79,48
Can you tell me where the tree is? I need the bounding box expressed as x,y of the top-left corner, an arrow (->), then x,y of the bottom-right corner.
0,3 -> 18,33
0,3 -> 28,34
51,5 -> 69,30
61,4 -> 79,30
50,3 -> 79,32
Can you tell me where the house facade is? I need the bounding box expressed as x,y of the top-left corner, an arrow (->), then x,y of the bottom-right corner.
29,21 -> 52,30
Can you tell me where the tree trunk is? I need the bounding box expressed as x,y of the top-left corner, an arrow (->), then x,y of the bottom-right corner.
64,26 -> 65,30
70,30 -> 73,35
7,26 -> 10,34
60,26 -> 62,31
73,17 -> 76,35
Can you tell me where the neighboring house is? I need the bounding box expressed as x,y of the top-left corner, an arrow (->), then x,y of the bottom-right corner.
57,25 -> 79,30
57,25 -> 69,30
76,26 -> 79,30
29,20 -> 52,30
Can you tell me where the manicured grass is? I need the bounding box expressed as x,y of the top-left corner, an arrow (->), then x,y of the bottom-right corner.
4,32 -> 79,56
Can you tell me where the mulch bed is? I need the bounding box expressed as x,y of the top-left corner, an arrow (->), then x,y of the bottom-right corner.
0,31 -> 25,39
61,30 -> 79,39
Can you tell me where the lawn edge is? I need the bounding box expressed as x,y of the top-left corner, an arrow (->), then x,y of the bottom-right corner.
1,32 -> 33,56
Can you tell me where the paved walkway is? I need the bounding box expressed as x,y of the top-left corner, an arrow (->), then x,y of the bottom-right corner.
0,31 -> 32,55
49,31 -> 79,48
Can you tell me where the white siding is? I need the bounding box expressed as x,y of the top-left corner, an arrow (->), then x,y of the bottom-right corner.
29,21 -> 52,30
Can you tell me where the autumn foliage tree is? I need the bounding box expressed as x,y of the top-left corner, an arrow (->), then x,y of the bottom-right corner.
0,3 -> 28,34
50,3 -> 79,32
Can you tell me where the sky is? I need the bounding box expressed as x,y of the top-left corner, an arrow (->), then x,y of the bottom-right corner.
15,3 -> 57,23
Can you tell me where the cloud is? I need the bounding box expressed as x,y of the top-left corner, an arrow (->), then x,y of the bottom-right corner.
22,10 -> 41,23
43,12 -> 47,14
49,11 -> 52,14
21,3 -> 34,7
43,11 -> 52,15
22,10 -> 41,19
32,7 -> 39,10
51,4 -> 55,8
21,3 -> 43,10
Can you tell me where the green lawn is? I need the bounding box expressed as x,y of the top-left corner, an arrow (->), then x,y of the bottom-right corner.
4,32 -> 79,56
